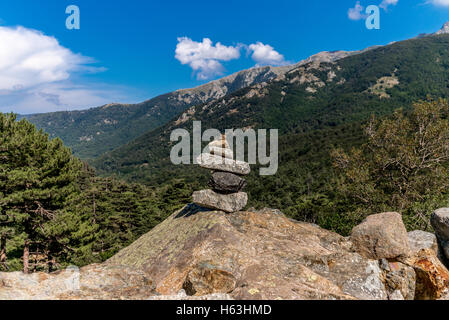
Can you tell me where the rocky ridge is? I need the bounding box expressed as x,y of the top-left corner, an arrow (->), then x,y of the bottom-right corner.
436,22 -> 449,35
172,50 -> 360,105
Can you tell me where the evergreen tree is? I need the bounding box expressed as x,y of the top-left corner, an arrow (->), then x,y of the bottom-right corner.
0,113 -> 196,272
0,113 -> 84,272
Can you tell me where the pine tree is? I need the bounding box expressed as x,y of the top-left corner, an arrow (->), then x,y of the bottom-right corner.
0,113 -> 192,272
0,113 -> 84,272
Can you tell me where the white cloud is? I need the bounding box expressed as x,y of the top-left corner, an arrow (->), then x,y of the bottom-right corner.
379,0 -> 398,9
0,26 -> 139,113
430,0 -> 449,6
175,37 -> 289,79
247,42 -> 287,66
348,0 -> 398,21
175,37 -> 241,80
0,26 -> 100,91
348,1 -> 366,20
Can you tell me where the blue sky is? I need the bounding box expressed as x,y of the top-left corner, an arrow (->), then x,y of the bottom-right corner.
0,0 -> 449,113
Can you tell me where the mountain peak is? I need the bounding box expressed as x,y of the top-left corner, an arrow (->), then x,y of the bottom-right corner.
435,22 -> 449,35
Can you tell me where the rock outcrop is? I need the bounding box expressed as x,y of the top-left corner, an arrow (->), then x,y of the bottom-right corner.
1,207 -> 449,300
435,22 -> 449,35
379,259 -> 416,300
106,206 -> 387,300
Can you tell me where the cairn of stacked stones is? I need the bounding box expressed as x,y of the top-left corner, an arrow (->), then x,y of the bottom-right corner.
192,135 -> 250,213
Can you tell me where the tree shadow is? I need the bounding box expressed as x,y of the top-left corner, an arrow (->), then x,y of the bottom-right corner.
175,203 -> 211,219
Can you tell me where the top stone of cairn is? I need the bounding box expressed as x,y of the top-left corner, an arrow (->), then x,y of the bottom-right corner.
197,135 -> 250,175
208,135 -> 230,149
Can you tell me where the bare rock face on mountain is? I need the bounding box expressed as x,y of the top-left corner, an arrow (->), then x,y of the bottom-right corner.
435,22 -> 449,35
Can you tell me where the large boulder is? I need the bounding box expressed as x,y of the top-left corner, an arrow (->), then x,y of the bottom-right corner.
402,249 -> 449,300
408,230 -> 438,255
350,212 -> 410,260
431,208 -> 449,242
430,208 -> 449,262
192,189 -> 248,213
0,264 -> 156,300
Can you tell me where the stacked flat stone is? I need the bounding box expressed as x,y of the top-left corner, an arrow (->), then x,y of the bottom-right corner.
192,135 -> 249,213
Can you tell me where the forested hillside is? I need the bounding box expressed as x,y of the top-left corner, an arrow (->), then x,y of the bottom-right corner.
92,34 -> 449,233
0,114 -> 192,272
21,65 -> 297,159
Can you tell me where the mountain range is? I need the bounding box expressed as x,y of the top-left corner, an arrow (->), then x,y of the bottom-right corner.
22,50 -> 369,159
90,27 -> 449,169
24,24 -> 449,162
20,24 -> 449,218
